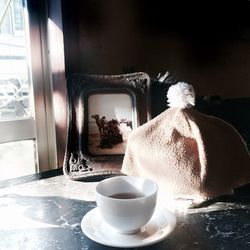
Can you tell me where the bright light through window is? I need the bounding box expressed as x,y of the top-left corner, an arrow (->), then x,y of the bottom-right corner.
0,140 -> 36,180
0,0 -> 32,121
0,0 -> 36,180
0,0 -> 58,180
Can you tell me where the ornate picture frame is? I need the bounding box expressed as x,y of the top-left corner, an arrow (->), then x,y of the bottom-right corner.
63,72 -> 151,180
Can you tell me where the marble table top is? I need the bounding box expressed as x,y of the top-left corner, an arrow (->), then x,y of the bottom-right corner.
0,171 -> 250,250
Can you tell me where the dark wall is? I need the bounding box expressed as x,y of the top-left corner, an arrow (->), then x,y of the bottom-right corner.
58,0 -> 250,167
61,0 -> 250,98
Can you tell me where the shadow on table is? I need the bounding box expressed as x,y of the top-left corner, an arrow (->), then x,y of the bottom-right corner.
0,194 -> 168,249
191,183 -> 250,208
1,190 -> 250,250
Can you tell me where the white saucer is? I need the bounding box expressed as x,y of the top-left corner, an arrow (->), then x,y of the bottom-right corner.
81,205 -> 177,248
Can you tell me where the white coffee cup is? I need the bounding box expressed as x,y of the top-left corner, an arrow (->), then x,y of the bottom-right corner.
95,175 -> 158,234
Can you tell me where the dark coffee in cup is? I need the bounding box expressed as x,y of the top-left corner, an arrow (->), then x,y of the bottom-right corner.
109,192 -> 144,199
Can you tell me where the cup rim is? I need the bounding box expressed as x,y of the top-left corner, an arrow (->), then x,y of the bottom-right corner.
96,175 -> 158,201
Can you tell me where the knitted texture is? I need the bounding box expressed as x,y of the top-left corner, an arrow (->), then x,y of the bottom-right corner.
121,107 -> 250,203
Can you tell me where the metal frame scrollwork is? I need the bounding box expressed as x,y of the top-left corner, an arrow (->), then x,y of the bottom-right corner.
69,153 -> 92,173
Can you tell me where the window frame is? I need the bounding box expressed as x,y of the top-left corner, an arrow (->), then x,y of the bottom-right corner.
0,0 -> 58,174
27,0 -> 57,171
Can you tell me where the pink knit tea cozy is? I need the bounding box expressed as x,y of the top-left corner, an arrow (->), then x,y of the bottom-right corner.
121,82 -> 250,203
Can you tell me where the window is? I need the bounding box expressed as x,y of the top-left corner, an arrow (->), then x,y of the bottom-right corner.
0,0 -> 57,180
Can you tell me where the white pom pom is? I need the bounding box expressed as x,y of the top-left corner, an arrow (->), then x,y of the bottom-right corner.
167,82 -> 195,108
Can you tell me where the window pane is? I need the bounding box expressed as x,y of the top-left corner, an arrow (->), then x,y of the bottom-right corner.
0,140 -> 37,180
0,0 -> 32,121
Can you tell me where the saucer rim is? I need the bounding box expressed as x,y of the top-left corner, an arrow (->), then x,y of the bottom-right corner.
81,205 -> 177,248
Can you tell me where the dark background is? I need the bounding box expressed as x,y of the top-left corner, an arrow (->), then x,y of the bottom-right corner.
53,0 -> 250,167
61,0 -> 250,98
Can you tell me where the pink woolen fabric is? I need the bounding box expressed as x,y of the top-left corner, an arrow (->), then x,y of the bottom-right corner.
121,108 -> 250,203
